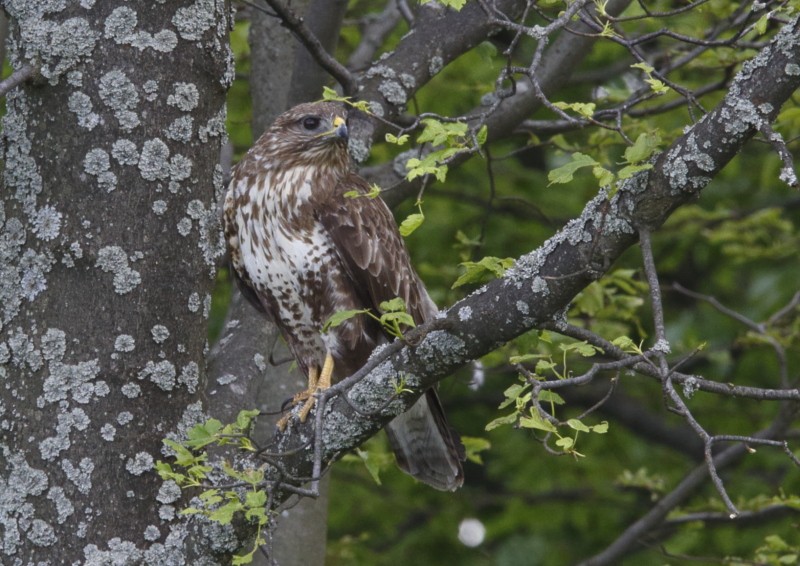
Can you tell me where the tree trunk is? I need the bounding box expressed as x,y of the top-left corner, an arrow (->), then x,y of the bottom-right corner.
0,1 -> 231,562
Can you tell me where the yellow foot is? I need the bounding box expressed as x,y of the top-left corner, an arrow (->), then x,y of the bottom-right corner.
275,365 -> 318,432
297,352 -> 334,423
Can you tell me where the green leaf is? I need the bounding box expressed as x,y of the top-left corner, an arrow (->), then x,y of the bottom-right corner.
645,77 -> 669,94
623,131 -> 662,164
321,85 -> 345,102
508,353 -> 549,364
245,490 -> 267,508
475,40 -> 497,62
405,154 -> 449,183
499,383 -> 530,409
323,309 -> 369,332
618,163 -> 654,179
567,418 -> 590,432
355,448 -> 382,485
553,101 -> 596,118
380,298 -> 407,312
452,256 -> 514,288
155,461 -> 187,484
555,436 -> 574,449
535,360 -> 557,374
630,62 -> 654,73
591,421 -> 609,434
611,335 -> 635,350
385,133 -> 410,145
320,86 -> 371,113
210,500 -> 241,525
417,119 -> 449,146
593,166 -> 615,188
538,390 -> 565,405
185,419 -> 223,448
548,153 -> 599,185
186,464 -> 212,480
519,411 -> 558,432
485,412 -> 519,431
441,0 -> 467,11
344,184 -> 381,199
235,409 -> 260,431
199,489 -> 220,500
461,436 -> 491,464
245,507 -> 268,523
398,213 -> 425,237
162,439 -> 202,466
381,311 -> 416,328
181,507 -> 201,515
559,341 -> 601,357
755,12 -> 770,35
476,125 -> 488,146
416,119 -> 469,149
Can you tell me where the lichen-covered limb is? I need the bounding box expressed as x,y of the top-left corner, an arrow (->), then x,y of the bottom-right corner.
347,0 -> 529,158
266,14 -> 800,506
369,0 -> 634,208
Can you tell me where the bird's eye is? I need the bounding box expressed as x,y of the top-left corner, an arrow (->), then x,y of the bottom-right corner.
301,116 -> 321,130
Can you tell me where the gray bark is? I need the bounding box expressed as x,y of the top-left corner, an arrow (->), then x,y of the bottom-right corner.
264,15 -> 800,514
364,0 -> 633,208
0,0 -> 231,563
248,4 -> 309,139
287,0 -> 349,104
207,1 -> 333,564
0,11 -> 7,69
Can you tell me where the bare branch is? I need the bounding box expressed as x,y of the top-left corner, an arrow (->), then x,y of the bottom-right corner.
247,0 -> 358,96
346,0 -> 402,72
0,64 -> 36,98
759,121 -> 800,188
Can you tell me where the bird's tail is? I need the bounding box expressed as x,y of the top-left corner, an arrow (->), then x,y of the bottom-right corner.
385,388 -> 465,491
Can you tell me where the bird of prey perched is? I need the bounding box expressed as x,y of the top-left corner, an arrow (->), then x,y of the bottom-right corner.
223,102 -> 464,491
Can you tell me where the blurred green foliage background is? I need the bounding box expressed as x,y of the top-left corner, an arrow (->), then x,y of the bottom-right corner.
216,1 -> 800,564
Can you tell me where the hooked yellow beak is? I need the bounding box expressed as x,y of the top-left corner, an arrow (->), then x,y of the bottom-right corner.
333,116 -> 349,141
315,116 -> 349,141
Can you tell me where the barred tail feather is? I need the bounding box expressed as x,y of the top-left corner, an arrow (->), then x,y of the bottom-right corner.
385,389 -> 465,491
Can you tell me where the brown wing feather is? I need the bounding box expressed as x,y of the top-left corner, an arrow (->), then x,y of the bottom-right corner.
318,173 -> 464,491
317,173 -> 436,327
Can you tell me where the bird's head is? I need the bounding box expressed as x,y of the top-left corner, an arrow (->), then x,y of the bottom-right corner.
261,101 -> 350,171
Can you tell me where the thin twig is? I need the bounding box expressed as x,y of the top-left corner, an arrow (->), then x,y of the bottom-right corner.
247,0 -> 358,96
671,283 -> 764,333
768,290 -> 800,325
759,121 -> 799,188
641,229 -> 739,516
0,64 -> 37,98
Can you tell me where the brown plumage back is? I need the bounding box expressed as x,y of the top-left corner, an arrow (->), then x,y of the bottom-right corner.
224,101 -> 464,491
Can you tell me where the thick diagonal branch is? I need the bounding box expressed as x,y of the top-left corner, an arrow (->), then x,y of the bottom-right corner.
270,16 -> 800,505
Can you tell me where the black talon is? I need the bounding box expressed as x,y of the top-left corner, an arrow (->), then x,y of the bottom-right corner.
280,396 -> 295,411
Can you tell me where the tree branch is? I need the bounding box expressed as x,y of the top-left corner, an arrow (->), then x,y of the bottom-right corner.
264,16 -> 800,511
346,0 -> 403,72
248,0 -> 358,96
370,0 -> 634,208
0,63 -> 36,98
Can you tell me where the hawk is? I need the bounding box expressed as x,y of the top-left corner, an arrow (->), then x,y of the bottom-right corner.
223,102 -> 464,491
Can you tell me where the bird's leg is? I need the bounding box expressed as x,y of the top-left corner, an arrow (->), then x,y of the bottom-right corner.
297,352 -> 334,423
276,365 -> 320,431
